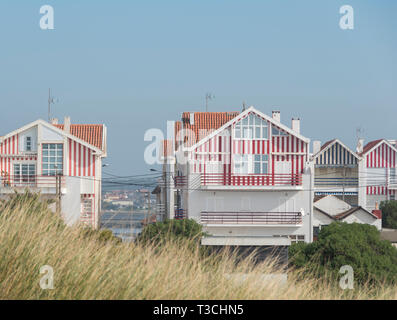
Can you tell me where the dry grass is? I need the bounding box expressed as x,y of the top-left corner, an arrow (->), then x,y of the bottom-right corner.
0,195 -> 396,300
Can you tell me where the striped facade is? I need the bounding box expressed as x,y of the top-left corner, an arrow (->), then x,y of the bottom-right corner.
364,141 -> 397,196
0,120 -> 106,229
190,111 -> 308,177
67,138 -> 96,177
315,141 -> 358,166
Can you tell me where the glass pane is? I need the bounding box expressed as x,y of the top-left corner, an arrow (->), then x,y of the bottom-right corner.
43,144 -> 48,150
243,127 -> 252,139
242,117 -> 248,125
254,155 -> 261,162
50,144 -> 56,149
254,163 -> 261,174
50,151 -> 56,156
272,127 -> 279,135
262,163 -> 268,174
42,150 -> 48,156
235,129 -> 241,139
43,157 -> 49,163
262,127 -> 268,139
255,127 -> 261,139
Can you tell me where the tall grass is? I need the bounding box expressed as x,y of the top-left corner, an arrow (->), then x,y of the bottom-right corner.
0,194 -> 396,300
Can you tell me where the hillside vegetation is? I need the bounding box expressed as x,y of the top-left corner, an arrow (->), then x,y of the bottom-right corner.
1,193 -> 397,300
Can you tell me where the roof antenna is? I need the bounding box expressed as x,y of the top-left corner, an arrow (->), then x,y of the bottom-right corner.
48,88 -> 59,121
242,101 -> 246,112
205,93 -> 215,112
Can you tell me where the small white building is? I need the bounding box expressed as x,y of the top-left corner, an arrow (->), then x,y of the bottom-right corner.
158,107 -> 314,246
0,117 -> 107,228
313,195 -> 381,236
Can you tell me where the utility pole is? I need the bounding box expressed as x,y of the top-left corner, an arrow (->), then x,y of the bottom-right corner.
56,172 -> 62,214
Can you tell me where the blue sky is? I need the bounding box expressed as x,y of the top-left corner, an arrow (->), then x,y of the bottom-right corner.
0,1 -> 396,175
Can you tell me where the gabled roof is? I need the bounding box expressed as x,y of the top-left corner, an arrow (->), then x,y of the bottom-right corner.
314,205 -> 378,221
314,138 -> 359,159
0,119 -> 104,154
187,106 -> 310,152
360,139 -> 397,156
54,124 -> 105,150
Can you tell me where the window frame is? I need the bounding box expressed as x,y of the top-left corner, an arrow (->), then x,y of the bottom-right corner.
42,143 -> 64,176
234,113 -> 269,140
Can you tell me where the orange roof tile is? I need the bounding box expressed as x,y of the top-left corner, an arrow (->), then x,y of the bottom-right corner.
175,111 -> 239,148
54,124 -> 104,150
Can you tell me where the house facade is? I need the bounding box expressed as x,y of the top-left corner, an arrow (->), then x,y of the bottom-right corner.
158,107 -> 314,246
313,195 -> 381,239
359,139 -> 397,211
312,139 -> 360,207
0,117 -> 107,228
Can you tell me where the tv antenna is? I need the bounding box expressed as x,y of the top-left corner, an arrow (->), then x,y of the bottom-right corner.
48,88 -> 59,121
205,93 -> 215,112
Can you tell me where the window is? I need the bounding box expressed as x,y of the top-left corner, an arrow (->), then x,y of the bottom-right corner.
25,137 -> 32,152
289,235 -> 305,244
272,126 -> 288,136
42,144 -> 63,176
254,155 -> 269,174
234,113 -> 268,140
233,154 -> 249,174
13,164 -> 36,185
81,199 -> 93,218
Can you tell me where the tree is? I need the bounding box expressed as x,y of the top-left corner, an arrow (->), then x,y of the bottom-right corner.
289,222 -> 397,285
380,200 -> 397,229
136,219 -> 206,247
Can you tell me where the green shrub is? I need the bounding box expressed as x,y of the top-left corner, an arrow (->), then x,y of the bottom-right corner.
289,222 -> 397,285
380,200 -> 397,229
136,219 -> 206,247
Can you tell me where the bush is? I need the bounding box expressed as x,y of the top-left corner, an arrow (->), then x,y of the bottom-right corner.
380,200 -> 397,229
289,222 -> 397,285
136,218 -> 206,247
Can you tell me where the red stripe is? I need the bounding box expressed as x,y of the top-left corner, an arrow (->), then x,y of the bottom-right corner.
83,147 -> 86,176
92,155 -> 95,177
69,139 -> 72,177
78,144 -> 81,176
73,141 -> 77,176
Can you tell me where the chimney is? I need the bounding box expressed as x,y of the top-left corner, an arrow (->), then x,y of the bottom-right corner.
189,113 -> 194,125
372,202 -> 382,219
313,140 -> 322,155
50,118 -> 58,125
291,118 -> 300,134
356,138 -> 364,154
64,116 -> 71,134
272,111 -> 281,123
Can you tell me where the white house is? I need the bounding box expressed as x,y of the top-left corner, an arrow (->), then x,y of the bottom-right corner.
313,195 -> 381,238
157,107 -> 314,246
0,117 -> 107,228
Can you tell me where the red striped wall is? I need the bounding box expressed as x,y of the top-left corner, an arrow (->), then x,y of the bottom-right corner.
67,138 -> 96,177
366,143 -> 396,168
0,134 -> 21,176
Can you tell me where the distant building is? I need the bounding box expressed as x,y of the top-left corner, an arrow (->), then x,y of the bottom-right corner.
0,117 -> 107,228
313,195 -> 381,239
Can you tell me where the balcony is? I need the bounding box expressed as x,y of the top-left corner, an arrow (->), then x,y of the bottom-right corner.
0,175 -> 65,194
201,211 -> 303,226
174,176 -> 187,188
314,177 -> 358,187
200,173 -> 302,190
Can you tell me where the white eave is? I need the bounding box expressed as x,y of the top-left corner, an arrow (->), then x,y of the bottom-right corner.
0,119 -> 103,155
313,138 -> 360,160
187,106 -> 310,152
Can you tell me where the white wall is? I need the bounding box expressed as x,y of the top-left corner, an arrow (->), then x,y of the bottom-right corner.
342,209 -> 381,230
314,195 -> 351,216
41,126 -> 64,141
62,176 -> 81,226
313,209 -> 334,227
19,126 -> 38,152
